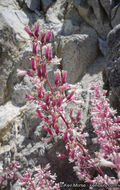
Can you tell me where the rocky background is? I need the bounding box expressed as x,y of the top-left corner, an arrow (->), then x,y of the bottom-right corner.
0,0 -> 120,189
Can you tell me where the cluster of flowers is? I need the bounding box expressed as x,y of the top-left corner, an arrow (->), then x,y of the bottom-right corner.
0,161 -> 59,190
1,23 -> 120,189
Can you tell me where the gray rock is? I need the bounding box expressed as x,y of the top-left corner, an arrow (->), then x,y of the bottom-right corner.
0,8 -> 29,104
111,3 -> 120,27
23,102 -> 41,138
100,0 -> 112,17
46,0 -> 67,36
0,101 -> 20,142
98,38 -> 107,56
72,0 -> 111,38
103,24 -> 120,111
41,0 -> 56,12
56,32 -> 98,83
12,83 -> 31,106
25,0 -> 41,11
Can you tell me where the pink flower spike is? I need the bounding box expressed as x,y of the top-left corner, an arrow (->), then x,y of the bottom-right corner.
62,70 -> 67,84
34,23 -> 39,38
26,94 -> 36,100
17,69 -> 27,76
56,152 -> 67,159
40,30 -> 46,44
24,26 -> 34,37
33,42 -> 37,55
46,30 -> 52,43
54,70 -> 61,87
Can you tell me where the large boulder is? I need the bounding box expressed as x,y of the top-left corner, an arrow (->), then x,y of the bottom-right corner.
72,0 -> 112,38
0,7 -> 30,105
103,24 -> 120,111
56,32 -> 98,83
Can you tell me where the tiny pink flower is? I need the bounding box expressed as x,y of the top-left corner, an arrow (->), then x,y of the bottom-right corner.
24,26 -> 34,37
26,94 -> 36,100
41,64 -> 46,78
17,69 -> 27,76
45,46 -> 52,61
33,42 -> 37,55
27,70 -> 33,77
34,23 -> 39,38
38,87 -> 44,98
76,110 -> 81,121
67,91 -> 76,101
31,58 -> 36,71
54,70 -> 61,87
45,92 -> 50,106
62,70 -> 67,84
37,65 -> 42,79
36,109 -> 45,119
40,30 -> 46,44
46,30 -> 52,43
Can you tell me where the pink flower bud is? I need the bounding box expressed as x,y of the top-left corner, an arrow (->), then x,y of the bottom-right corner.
64,132 -> 68,143
46,31 -> 52,43
34,23 -> 39,38
45,92 -> 50,106
31,58 -> 36,71
54,70 -> 61,87
36,109 -> 45,119
27,70 -> 33,77
26,94 -> 36,100
76,110 -> 81,121
62,70 -> 67,84
38,87 -> 44,98
33,42 -> 37,55
45,46 -> 52,61
41,64 -> 46,78
57,97 -> 62,107
40,30 -> 46,44
52,99 -> 56,107
24,26 -> 34,37
41,105 -> 47,111
67,91 -> 76,101
37,66 -> 42,79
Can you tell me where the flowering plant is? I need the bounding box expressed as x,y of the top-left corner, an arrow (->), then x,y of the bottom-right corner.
1,23 -> 120,190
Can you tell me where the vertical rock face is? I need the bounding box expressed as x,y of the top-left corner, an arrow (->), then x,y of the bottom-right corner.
111,3 -> 120,27
103,24 -> 120,110
56,32 -> 98,83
